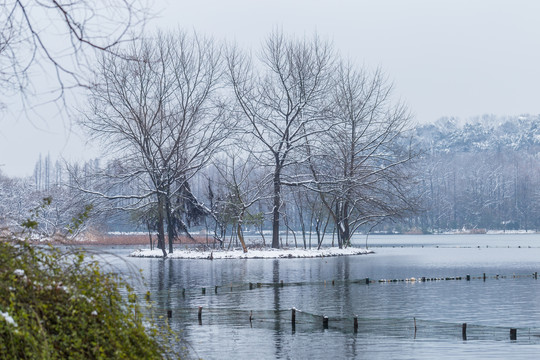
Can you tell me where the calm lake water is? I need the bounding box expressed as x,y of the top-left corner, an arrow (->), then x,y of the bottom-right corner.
94,234 -> 540,359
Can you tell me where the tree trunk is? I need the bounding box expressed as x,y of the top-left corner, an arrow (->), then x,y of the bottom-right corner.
156,192 -> 167,257
237,209 -> 248,253
319,211 -> 331,247
259,224 -> 266,246
334,200 -> 351,249
335,202 -> 343,249
271,168 -> 281,249
300,217 -> 306,249
237,223 -> 248,253
315,217 -> 321,247
342,201 -> 351,247
166,195 -> 175,254
147,221 -> 153,250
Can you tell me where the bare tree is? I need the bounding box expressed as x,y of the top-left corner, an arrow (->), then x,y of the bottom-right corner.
308,62 -> 419,247
227,31 -> 335,248
211,150 -> 269,253
0,170 -> 33,231
81,30 -> 228,256
0,0 -> 148,113
0,161 -> 99,240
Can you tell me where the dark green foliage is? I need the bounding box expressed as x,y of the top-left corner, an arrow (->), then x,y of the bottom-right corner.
0,240 -> 167,359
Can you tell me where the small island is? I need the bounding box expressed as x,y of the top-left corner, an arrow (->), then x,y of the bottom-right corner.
130,246 -> 373,259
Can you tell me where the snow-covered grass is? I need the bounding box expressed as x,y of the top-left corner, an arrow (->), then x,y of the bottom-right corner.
130,247 -> 374,259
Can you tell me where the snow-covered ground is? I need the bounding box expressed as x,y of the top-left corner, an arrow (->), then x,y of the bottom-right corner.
486,230 -> 538,235
129,247 -> 374,259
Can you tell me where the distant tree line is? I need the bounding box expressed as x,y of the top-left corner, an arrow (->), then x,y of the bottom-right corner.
402,114 -> 540,233
4,114 -> 540,248
0,156 -> 114,239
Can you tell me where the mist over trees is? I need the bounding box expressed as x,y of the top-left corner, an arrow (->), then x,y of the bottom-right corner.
4,113 -> 540,249
406,114 -> 540,233
18,29 -> 540,253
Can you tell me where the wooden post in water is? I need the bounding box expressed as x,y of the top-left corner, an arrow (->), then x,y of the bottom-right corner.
249,282 -> 253,290
202,287 -> 206,295
249,311 -> 253,328
215,285 -> 218,294
291,308 -> 296,331
280,280 -> 284,287
323,316 -> 329,329
414,317 -> 417,339
510,328 -> 517,340
483,273 -> 486,281
182,288 -> 186,297
462,323 -> 467,341
354,316 -> 358,333
466,274 -> 470,281
535,272 -> 538,280
198,306 -> 203,325
167,310 -> 172,319
332,280 -> 335,286
365,278 -> 370,285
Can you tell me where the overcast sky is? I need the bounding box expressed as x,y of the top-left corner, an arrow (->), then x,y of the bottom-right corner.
2,0 -> 540,177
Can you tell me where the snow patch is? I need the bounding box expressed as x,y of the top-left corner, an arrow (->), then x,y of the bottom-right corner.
130,247 -> 374,259
13,269 -> 25,276
0,311 -> 17,327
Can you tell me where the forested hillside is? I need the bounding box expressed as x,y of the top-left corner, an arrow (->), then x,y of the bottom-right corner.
409,114 -> 540,232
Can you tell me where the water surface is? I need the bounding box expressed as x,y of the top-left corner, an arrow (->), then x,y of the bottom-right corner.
96,234 -> 540,359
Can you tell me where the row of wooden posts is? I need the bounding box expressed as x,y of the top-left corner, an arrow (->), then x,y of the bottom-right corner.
159,272 -> 535,341
167,306 -> 204,325
461,323 -> 517,341
289,308 -> 356,332
165,307 -> 520,340
171,271 -> 538,298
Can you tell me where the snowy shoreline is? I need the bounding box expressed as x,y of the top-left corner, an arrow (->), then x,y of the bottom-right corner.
129,247 -> 374,259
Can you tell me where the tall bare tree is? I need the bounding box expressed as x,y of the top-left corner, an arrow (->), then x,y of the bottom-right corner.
227,31 -> 335,248
308,62 -> 418,247
81,30 -> 227,256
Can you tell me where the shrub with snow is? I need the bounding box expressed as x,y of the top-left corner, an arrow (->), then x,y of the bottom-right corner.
0,238 -> 176,359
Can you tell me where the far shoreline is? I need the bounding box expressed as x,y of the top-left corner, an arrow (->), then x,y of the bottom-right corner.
39,230 -> 540,247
